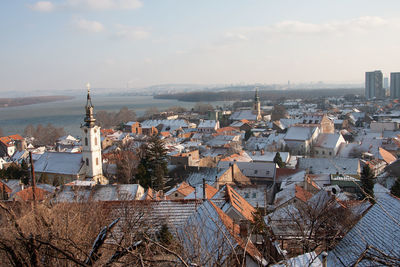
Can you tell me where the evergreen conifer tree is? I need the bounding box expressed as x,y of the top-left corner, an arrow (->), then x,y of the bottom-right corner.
390,177 -> 400,198
273,152 -> 285,168
136,135 -> 168,191
360,164 -> 375,203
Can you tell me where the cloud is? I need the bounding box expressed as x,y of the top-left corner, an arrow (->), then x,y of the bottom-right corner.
228,16 -> 393,39
74,18 -> 104,33
114,24 -> 150,40
66,0 -> 142,10
29,1 -> 55,12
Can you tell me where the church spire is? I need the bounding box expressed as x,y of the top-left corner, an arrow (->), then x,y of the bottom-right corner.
84,83 -> 96,127
254,87 -> 260,102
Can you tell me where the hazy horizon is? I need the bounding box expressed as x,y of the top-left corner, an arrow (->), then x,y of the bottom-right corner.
2,0 -> 400,92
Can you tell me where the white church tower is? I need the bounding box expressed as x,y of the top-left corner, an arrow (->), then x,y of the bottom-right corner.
253,88 -> 262,121
81,83 -> 104,183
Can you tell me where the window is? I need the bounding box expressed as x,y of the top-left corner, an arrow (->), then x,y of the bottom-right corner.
316,151 -> 319,154
85,137 -> 88,146
86,158 -> 89,166
245,193 -> 249,198
329,152 -> 332,156
96,158 -> 99,166
254,170 -> 258,174
252,193 -> 256,198
322,151 -> 325,155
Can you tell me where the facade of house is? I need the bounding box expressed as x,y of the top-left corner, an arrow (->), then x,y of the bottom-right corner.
123,121 -> 142,134
198,120 -> 220,133
313,133 -> 346,157
284,126 -> 319,155
170,150 -> 200,166
295,114 -> 334,133
0,134 -> 25,157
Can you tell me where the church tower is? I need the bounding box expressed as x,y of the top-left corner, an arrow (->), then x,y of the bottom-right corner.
81,83 -> 103,182
252,88 -> 262,121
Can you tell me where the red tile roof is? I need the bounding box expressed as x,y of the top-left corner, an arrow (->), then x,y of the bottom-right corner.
226,184 -> 256,222
209,201 -> 263,261
379,147 -> 397,164
0,134 -> 24,147
176,181 -> 195,197
14,187 -> 50,201
0,181 -> 12,194
295,185 -> 313,202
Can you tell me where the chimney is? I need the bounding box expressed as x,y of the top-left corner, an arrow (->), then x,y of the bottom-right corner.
202,179 -> 206,200
215,176 -> 219,191
239,220 -> 248,238
261,149 -> 264,155
231,164 -> 235,182
321,251 -> 328,267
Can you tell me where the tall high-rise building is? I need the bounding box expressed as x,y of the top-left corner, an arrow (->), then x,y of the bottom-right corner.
390,72 -> 400,99
365,70 -> 383,99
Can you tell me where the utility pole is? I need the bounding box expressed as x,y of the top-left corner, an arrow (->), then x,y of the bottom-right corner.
29,151 -> 36,202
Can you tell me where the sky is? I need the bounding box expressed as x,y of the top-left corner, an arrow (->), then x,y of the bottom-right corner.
1,0 -> 400,92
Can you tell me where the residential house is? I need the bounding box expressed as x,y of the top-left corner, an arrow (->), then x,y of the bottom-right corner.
169,150 -> 200,166
218,161 -> 276,185
295,114 -> 334,133
313,133 -> 346,158
123,121 -> 142,134
165,181 -> 195,199
326,187 -> 400,266
198,120 -> 220,133
284,126 -> 319,155
297,158 -> 361,177
178,200 -> 266,266
0,134 -> 25,157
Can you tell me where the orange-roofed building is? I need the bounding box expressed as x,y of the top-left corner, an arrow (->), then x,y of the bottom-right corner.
166,181 -> 195,199
295,185 -> 314,202
170,150 -> 199,166
179,200 -> 267,266
0,180 -> 12,200
12,187 -> 51,201
0,134 -> 26,157
101,129 -> 115,136
224,184 -> 257,223
378,147 -> 397,165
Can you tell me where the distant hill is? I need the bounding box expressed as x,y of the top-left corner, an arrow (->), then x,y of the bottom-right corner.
0,95 -> 74,108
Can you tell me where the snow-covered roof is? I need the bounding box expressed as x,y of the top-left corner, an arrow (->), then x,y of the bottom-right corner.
272,252 -> 322,267
327,189 -> 400,266
54,184 -> 144,202
230,109 -> 258,121
141,119 -> 189,128
217,161 -> 276,179
314,133 -> 344,149
198,120 -> 218,128
34,152 -> 83,175
298,158 -> 360,175
185,167 -> 227,186
284,126 -> 317,141
247,151 -> 290,163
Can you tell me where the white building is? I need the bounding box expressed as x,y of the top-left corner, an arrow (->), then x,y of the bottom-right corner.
197,120 -> 220,133
313,133 -> 346,158
81,83 -> 104,183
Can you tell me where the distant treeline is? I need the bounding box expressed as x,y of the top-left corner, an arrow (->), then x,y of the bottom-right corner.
154,88 -> 364,102
0,95 -> 73,108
